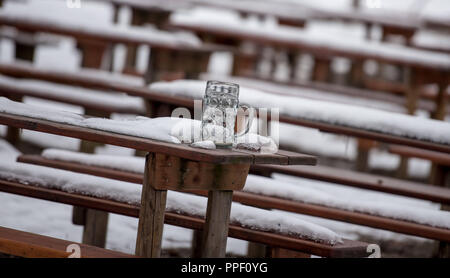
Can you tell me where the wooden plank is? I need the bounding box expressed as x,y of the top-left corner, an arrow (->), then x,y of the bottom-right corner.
135,153 -> 167,258
201,190 -> 234,257
251,164 -> 450,205
0,112 -> 254,164
277,114 -> 450,154
0,226 -> 135,258
151,153 -> 250,191
17,155 -> 143,183
0,82 -> 145,115
388,145 -> 450,167
232,191 -> 450,242
0,179 -> 372,257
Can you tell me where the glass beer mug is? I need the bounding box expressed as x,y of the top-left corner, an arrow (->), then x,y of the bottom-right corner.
201,81 -> 252,148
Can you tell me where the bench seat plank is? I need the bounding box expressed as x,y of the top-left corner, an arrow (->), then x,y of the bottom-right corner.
0,226 -> 135,258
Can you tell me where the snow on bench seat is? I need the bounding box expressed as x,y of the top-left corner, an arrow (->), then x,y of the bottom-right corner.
149,80 -> 450,146
169,8 -> 450,70
40,149 -> 450,230
0,75 -> 146,114
0,159 -> 342,245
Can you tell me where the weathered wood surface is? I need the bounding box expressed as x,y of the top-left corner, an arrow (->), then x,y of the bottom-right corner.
151,153 -> 251,191
135,154 -> 167,258
201,190 -> 234,257
0,179 -> 372,257
0,226 -> 136,258
0,112 -> 316,164
15,156 -> 450,242
388,145 -> 450,167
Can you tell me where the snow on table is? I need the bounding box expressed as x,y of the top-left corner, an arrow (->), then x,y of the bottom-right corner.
41,149 -> 450,230
170,7 -> 450,70
149,80 -> 450,146
0,159 -> 342,245
0,97 -> 278,151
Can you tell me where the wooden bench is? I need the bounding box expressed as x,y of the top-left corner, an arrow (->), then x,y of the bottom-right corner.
19,152 -> 450,248
0,167 -> 372,258
0,226 -> 136,258
0,12 -> 233,81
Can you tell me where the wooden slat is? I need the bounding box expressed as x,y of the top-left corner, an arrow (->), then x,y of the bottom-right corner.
0,15 -> 231,53
0,82 -> 145,115
0,112 -> 252,164
232,191 -> 450,242
388,144 -> 450,167
16,156 -> 450,242
0,226 -> 135,258
0,179 -> 369,257
251,164 -> 450,205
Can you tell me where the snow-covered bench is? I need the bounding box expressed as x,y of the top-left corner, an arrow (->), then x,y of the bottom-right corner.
0,226 -> 136,258
169,11 -> 450,119
0,10 -> 232,80
0,157 -> 372,258
21,149 -> 450,249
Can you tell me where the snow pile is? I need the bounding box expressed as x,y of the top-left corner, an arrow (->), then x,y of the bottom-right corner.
0,160 -> 342,245
149,80 -> 450,145
40,149 -> 449,229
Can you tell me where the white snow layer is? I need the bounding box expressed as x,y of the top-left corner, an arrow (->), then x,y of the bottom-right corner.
40,149 -> 450,230
0,75 -> 146,113
0,159 -> 342,245
0,0 -> 202,48
170,7 -> 450,70
149,80 -> 450,145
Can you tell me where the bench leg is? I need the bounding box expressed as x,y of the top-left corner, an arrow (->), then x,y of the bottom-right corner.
191,230 -> 203,258
5,95 -> 23,145
431,74 -> 448,121
82,209 -> 109,248
312,57 -> 330,82
247,242 -> 267,258
201,190 -> 233,258
136,153 -> 168,258
15,41 -> 35,62
436,166 -> 450,257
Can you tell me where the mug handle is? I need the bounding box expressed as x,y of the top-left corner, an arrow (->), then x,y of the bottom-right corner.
235,104 -> 254,138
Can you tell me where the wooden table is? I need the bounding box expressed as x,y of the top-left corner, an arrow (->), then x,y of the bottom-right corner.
0,112 -> 316,257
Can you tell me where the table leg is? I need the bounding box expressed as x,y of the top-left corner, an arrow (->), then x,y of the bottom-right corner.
136,153 -> 168,258
201,190 -> 233,258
